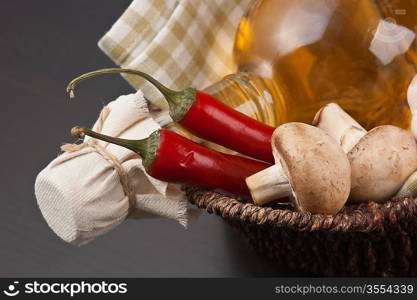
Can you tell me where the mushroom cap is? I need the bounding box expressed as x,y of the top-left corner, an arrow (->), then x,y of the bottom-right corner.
272,123 -> 351,214
348,125 -> 417,203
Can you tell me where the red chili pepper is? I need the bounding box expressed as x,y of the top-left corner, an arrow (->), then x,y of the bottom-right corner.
71,127 -> 270,196
67,68 -> 275,163
179,90 -> 275,163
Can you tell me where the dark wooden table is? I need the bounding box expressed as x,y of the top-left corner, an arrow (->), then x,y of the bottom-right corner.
0,0 -> 300,277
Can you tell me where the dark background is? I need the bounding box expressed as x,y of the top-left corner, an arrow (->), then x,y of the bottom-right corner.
0,1 -> 300,277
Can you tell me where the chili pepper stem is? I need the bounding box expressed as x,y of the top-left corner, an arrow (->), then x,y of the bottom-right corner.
67,68 -> 174,99
66,68 -> 196,121
70,125 -> 146,154
70,125 -> 160,170
71,126 -> 86,138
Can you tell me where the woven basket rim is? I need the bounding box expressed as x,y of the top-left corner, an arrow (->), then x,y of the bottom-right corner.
186,187 -> 417,233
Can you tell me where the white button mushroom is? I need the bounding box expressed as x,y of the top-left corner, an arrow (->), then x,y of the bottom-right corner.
245,122 -> 351,215
313,103 -> 417,203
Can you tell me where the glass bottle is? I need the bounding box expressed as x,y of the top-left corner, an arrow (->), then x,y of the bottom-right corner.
204,0 -> 417,130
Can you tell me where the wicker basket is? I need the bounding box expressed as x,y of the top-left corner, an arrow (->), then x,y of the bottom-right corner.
186,187 -> 417,277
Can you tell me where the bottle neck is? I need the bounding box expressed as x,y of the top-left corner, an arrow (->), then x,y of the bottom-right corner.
203,71 -> 285,127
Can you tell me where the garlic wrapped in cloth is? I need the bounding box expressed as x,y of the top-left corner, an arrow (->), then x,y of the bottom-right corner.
35,91 -> 193,246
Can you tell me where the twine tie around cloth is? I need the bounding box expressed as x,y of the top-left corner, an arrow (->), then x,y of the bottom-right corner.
60,106 -> 137,214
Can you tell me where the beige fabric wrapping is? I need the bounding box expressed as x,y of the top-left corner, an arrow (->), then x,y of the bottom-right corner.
98,0 -> 251,110
35,91 -> 190,246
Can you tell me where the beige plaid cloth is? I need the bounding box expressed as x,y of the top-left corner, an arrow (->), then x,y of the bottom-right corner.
99,0 -> 251,111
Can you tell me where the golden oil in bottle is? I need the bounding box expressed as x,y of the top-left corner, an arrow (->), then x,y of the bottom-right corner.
204,0 -> 417,130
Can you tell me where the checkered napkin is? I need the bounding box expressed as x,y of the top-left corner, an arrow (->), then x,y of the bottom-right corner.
98,0 -> 251,111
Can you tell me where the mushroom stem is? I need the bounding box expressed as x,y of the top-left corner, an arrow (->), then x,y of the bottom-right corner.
312,103 -> 367,153
245,163 -> 292,205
